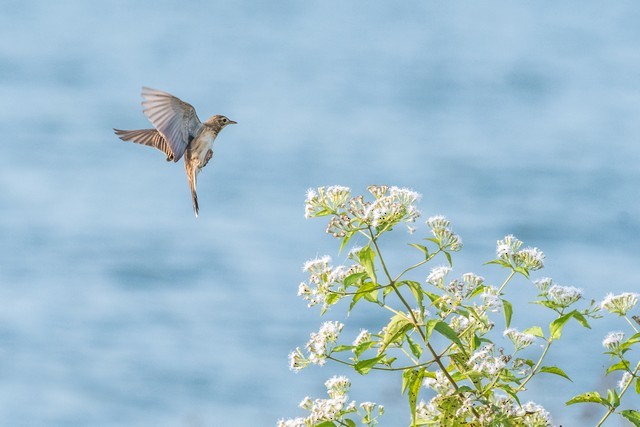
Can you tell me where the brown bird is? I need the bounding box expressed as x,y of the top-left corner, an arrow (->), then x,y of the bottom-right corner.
114,87 -> 236,217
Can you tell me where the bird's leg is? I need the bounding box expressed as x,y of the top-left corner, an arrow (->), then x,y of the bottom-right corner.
202,149 -> 213,167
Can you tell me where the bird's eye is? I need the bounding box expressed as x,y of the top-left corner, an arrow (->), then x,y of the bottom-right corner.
222,117 -> 228,123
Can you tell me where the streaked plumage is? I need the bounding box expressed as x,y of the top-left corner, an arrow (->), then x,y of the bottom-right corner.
114,87 -> 236,217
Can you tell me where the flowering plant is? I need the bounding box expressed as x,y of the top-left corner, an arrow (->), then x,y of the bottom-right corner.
279,186 -> 640,427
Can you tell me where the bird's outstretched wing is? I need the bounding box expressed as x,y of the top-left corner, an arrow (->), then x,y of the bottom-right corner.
141,87 -> 203,162
113,128 -> 175,161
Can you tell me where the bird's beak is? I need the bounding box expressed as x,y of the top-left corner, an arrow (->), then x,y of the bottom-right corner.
229,119 -> 238,124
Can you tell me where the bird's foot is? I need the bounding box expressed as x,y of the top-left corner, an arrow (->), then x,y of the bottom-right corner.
202,149 -> 213,167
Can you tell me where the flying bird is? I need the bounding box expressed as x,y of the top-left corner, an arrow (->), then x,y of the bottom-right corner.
114,87 -> 236,217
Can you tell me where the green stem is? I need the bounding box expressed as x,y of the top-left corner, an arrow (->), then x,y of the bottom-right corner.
595,361 -> 640,427
367,227 -> 481,417
326,355 -> 437,372
624,315 -> 639,333
513,338 -> 552,394
497,270 -> 517,294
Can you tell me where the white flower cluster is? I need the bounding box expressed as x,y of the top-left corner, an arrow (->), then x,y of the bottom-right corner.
298,256 -> 357,309
304,186 -> 351,218
480,286 -> 503,312
288,321 -> 345,372
364,186 -> 422,228
496,235 -> 545,271
426,215 -> 462,251
304,185 -> 423,237
618,372 -> 633,392
352,329 -> 371,347
467,344 -> 507,375
278,376 -> 383,427
514,401 -> 553,426
422,371 -> 452,394
503,328 -> 536,350
600,292 -> 639,316
602,331 -> 624,350
426,265 -> 451,288
547,284 -> 583,307
415,395 -> 553,426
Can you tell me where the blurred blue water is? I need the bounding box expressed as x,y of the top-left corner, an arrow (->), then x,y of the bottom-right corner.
1,1 -> 639,426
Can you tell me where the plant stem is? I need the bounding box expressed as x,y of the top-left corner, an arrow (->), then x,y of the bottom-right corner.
595,361 -> 640,427
367,227 -> 482,419
513,338 -> 552,394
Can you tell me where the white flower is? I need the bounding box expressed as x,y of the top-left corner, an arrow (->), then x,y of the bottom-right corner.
389,186 -> 422,205
426,266 -> 451,287
305,188 -> 317,202
426,215 -> 450,230
496,235 -> 522,259
302,255 -> 332,273
600,292 -> 639,316
360,401 -> 376,412
618,372 -> 633,391
288,348 -> 308,372
534,277 -> 553,292
422,371 -> 451,393
602,331 -> 624,350
305,321 -> 344,366
347,246 -> 362,260
325,375 -> 350,398
503,328 -> 536,350
515,247 -> 545,271
547,284 -> 582,306
481,286 -> 502,312
517,401 -> 553,426
277,417 -> 306,427
352,329 -> 371,347
468,344 -> 506,375
299,396 -> 313,410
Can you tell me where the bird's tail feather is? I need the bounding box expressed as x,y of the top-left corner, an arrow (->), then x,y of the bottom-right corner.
186,161 -> 199,218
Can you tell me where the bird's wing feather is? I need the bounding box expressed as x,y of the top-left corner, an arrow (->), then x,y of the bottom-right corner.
141,87 -> 203,162
113,128 -> 175,161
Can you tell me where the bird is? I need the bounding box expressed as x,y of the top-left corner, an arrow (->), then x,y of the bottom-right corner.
114,87 -> 236,217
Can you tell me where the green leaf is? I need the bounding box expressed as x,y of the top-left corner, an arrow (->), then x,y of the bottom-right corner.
523,326 -> 545,338
433,321 -> 465,354
566,391 -> 610,407
620,410 -> 640,427
608,388 -> 620,407
358,246 -> 377,284
636,377 -> 640,394
408,243 -> 429,258
343,419 -> 357,427
606,360 -> 630,375
353,340 -> 376,357
550,311 -> 574,340
402,368 -> 425,425
485,259 -> 511,268
379,314 -> 413,354
502,299 -> 513,328
401,280 -> 424,310
539,366 -> 572,382
571,311 -> 591,329
339,230 -> 355,253
424,319 -> 439,342
406,334 -> 423,359
316,421 -> 337,427
354,355 -> 384,375
332,345 -> 353,353
444,251 -> 452,266
344,271 -> 367,287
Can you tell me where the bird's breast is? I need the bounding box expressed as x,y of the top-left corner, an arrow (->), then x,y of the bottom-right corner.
189,131 -> 217,166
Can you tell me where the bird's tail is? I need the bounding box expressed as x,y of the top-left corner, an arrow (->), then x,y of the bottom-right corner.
185,161 -> 199,218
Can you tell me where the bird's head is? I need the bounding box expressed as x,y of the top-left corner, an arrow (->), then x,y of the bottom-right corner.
206,115 -> 237,129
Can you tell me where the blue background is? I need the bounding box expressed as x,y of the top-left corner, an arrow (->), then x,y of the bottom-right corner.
1,1 -> 639,425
